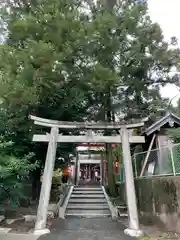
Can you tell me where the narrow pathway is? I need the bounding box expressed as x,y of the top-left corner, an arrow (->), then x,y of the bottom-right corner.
38,217 -> 135,240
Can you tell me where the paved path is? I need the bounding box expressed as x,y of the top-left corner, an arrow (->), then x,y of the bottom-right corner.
0,217 -> 134,240
0,233 -> 38,240
38,217 -> 134,240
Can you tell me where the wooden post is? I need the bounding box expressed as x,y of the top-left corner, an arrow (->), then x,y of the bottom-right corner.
140,133 -> 156,177
34,127 -> 59,235
74,151 -> 79,185
121,127 -> 143,237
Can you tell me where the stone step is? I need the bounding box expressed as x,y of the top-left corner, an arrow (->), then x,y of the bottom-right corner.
117,206 -> 128,214
67,204 -> 109,210
71,194 -> 105,198
66,209 -> 110,216
68,198 -> 107,203
73,187 -> 102,191
118,213 -> 128,217
74,185 -> 101,188
72,191 -> 103,194
116,205 -> 127,209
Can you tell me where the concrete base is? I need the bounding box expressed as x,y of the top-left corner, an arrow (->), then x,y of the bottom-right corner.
124,228 -> 144,237
0,227 -> 11,233
24,215 -> 36,222
34,228 -> 50,236
0,216 -> 5,223
112,215 -> 118,221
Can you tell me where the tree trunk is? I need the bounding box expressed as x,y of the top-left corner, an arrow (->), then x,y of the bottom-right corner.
105,87 -> 117,196
106,143 -> 117,196
32,168 -> 41,201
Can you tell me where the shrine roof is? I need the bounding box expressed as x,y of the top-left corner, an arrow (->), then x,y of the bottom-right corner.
144,113 -> 180,136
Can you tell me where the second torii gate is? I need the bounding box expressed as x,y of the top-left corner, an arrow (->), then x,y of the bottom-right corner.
30,115 -> 144,237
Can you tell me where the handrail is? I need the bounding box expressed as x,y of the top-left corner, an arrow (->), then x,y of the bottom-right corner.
59,185 -> 74,219
101,186 -> 118,220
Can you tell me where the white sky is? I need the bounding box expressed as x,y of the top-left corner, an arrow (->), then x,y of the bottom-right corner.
148,0 -> 180,105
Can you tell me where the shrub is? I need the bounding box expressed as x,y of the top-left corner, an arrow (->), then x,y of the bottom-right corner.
0,139 -> 37,212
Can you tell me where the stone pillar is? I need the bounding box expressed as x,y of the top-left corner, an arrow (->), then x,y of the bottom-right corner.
34,127 -> 59,235
121,127 -> 143,237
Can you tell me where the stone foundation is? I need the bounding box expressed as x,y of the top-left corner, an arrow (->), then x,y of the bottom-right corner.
117,176 -> 180,233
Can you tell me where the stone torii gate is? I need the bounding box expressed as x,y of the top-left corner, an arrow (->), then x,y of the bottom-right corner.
30,115 -> 145,237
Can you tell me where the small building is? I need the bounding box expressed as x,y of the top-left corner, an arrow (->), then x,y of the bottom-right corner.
73,143 -> 121,185
73,144 -> 104,185
134,113 -> 180,177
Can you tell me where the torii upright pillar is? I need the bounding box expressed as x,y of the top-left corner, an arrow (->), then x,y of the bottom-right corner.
121,127 -> 143,237
34,127 -> 59,235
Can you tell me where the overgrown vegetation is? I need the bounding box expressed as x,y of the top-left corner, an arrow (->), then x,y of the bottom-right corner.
0,138 -> 37,211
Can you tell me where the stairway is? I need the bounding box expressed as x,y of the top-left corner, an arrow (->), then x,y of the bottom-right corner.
66,186 -> 111,217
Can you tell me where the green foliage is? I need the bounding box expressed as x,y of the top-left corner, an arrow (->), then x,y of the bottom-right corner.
0,138 -> 37,211
1,0 -> 179,123
52,168 -> 62,185
112,144 -> 123,164
133,145 -> 144,177
171,144 -> 180,173
169,128 -> 180,144
0,0 -> 95,168
168,97 -> 180,143
137,237 -> 150,240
